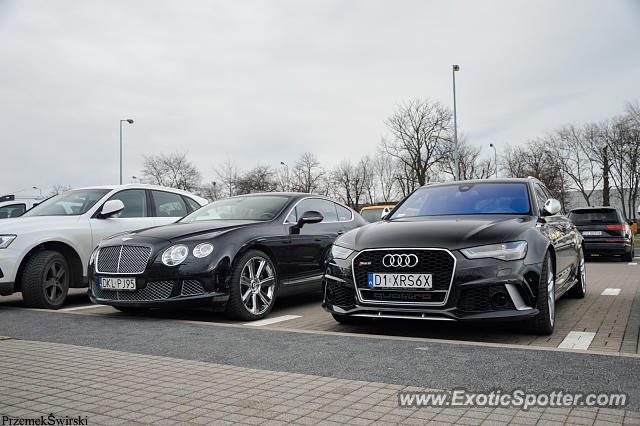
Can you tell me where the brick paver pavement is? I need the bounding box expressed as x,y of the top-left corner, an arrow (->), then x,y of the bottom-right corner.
1,339 -> 639,425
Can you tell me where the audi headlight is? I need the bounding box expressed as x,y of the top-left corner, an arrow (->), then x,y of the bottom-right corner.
331,244 -> 354,260
193,243 -> 214,258
0,235 -> 16,249
162,244 -> 189,266
461,241 -> 527,261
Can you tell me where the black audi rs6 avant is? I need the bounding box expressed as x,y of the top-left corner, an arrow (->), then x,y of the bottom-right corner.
88,193 -> 366,320
323,178 -> 586,334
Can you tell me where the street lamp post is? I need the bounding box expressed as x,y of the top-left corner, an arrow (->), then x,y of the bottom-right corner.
119,119 -> 134,185
489,143 -> 498,178
32,186 -> 43,199
452,64 -> 460,181
280,161 -> 289,191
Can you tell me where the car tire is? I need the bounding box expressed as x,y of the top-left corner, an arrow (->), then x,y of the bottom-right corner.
21,250 -> 70,309
524,251 -> 555,335
225,249 -> 278,321
566,248 -> 586,299
623,246 -> 634,262
113,306 -> 149,315
331,314 -> 368,325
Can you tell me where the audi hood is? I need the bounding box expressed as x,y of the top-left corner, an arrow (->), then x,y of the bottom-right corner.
335,215 -> 537,251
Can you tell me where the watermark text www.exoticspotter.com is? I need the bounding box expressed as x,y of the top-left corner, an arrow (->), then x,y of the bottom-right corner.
1,414 -> 88,426
398,389 -> 628,411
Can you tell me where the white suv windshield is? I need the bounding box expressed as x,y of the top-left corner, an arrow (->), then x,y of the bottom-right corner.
22,189 -> 109,217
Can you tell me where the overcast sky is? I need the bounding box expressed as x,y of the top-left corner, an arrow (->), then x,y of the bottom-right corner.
0,0 -> 638,197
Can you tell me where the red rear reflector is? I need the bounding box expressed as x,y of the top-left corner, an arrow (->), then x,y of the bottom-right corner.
606,225 -> 625,230
605,240 -> 625,243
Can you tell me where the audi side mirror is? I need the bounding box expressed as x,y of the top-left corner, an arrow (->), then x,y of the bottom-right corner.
542,198 -> 561,216
99,200 -> 125,218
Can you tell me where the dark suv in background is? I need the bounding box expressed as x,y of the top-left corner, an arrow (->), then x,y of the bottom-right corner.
568,207 -> 635,261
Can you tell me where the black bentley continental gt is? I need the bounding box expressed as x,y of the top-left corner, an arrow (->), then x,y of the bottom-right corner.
323,178 -> 586,334
88,193 -> 366,320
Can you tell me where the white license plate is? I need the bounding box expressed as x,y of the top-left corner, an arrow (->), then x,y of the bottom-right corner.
582,231 -> 602,236
99,277 -> 136,290
367,273 -> 432,289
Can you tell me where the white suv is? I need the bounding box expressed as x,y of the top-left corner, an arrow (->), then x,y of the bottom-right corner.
0,184 -> 207,308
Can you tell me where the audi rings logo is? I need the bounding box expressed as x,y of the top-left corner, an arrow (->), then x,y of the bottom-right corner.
382,253 -> 419,268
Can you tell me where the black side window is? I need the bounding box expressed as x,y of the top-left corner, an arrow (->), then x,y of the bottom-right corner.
0,203 -> 26,218
335,203 -> 352,222
106,190 -> 148,218
534,184 -> 547,214
287,198 -> 339,223
184,197 -> 201,212
151,191 -> 188,217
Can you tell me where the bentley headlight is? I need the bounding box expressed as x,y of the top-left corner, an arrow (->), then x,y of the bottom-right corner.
89,247 -> 99,265
461,241 -> 528,261
162,244 -> 189,266
193,243 -> 214,258
331,244 -> 354,260
0,235 -> 16,249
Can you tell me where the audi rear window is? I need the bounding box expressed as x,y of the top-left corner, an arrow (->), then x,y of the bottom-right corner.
568,209 -> 621,225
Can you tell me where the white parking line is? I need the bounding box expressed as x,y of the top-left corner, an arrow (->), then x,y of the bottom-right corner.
601,288 -> 622,296
628,263 -> 637,266
59,304 -> 106,312
245,315 -> 302,326
558,331 -> 596,350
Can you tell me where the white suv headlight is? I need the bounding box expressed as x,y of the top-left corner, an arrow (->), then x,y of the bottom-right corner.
0,235 -> 16,249
162,245 -> 189,266
461,241 -> 528,261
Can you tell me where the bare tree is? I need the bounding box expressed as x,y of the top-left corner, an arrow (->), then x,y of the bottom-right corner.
290,152 -> 325,193
331,160 -> 368,209
382,98 -> 452,192
214,159 -> 239,197
374,146 -> 398,203
47,184 -> 72,197
502,140 -> 569,205
142,152 -> 202,191
551,125 -> 603,206
440,136 -> 494,180
583,121 -> 612,206
607,111 -> 640,220
198,181 -> 222,201
235,165 -> 278,194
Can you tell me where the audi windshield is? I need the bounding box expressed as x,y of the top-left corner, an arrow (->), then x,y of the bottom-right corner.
391,183 -> 532,218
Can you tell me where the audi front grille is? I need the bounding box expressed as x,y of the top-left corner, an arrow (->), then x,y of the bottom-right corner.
351,248 -> 456,306
96,245 -> 152,275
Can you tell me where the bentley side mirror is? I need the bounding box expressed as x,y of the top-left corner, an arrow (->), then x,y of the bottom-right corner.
297,210 -> 324,228
99,200 -> 125,218
542,198 -> 561,216
290,211 -> 324,235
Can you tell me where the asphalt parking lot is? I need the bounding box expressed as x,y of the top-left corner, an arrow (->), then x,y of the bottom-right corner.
2,257 -> 638,355
1,258 -> 639,424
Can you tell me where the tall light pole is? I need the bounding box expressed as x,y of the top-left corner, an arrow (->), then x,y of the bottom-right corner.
452,64 -> 460,181
280,161 -> 289,191
119,119 -> 134,185
489,143 -> 498,178
32,186 -> 43,199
